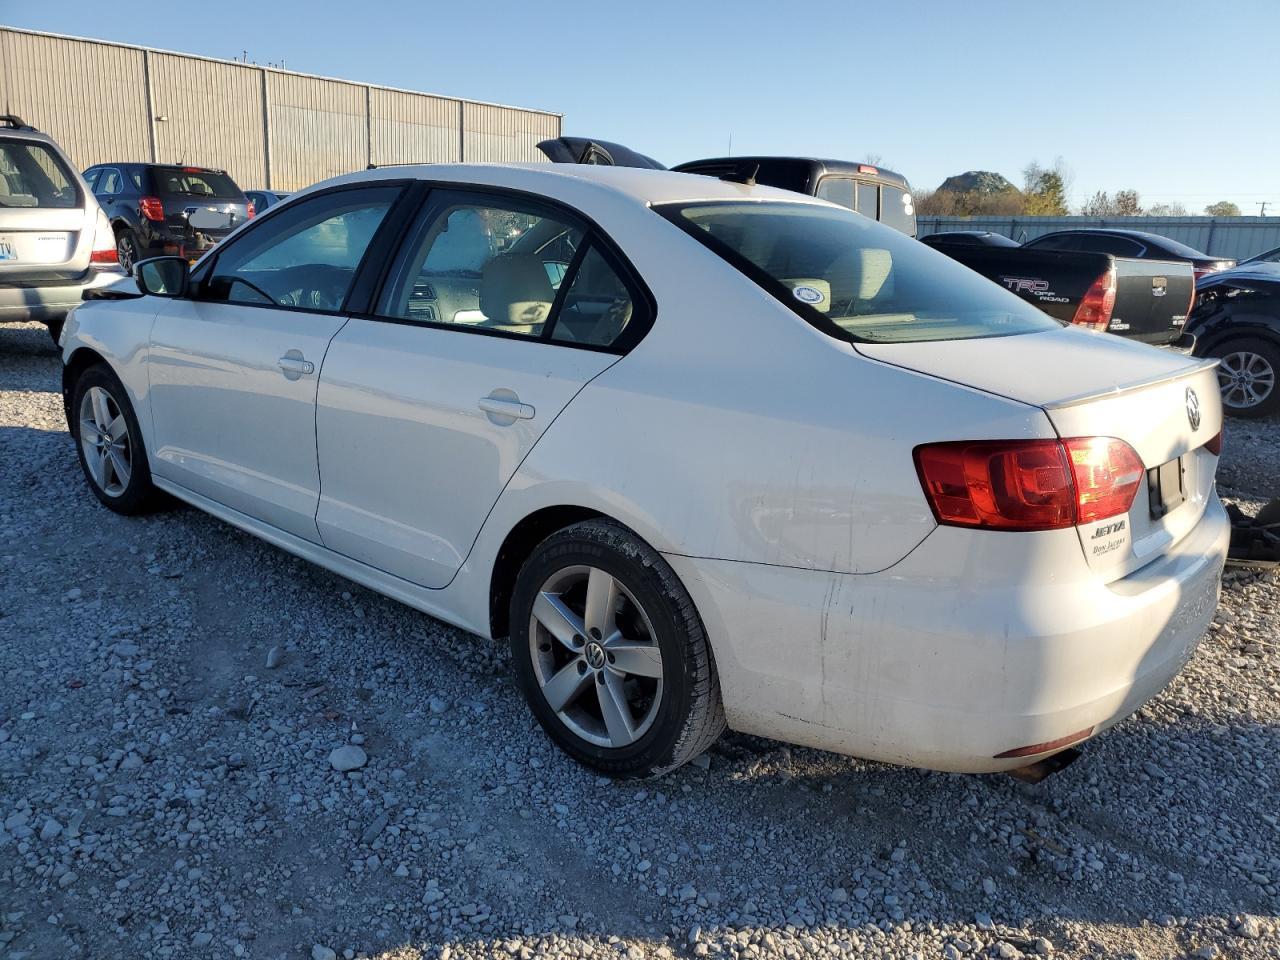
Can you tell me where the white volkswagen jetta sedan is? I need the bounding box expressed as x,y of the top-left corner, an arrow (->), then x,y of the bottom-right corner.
61,163 -> 1229,778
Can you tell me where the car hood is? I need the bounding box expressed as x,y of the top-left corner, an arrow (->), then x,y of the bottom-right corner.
853,325 -> 1207,409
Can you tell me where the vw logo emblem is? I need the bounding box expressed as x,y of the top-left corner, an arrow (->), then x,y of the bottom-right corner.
584,641 -> 606,670
1186,387 -> 1201,431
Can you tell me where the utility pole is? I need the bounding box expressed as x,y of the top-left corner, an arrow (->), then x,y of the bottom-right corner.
1260,202 -> 1269,217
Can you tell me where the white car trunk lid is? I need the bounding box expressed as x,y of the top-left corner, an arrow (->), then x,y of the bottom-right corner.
858,326 -> 1223,580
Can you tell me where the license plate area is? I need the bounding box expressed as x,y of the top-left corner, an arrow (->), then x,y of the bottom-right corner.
1148,456 -> 1185,520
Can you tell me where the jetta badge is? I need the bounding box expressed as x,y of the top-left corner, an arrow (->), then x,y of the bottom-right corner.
1186,387 -> 1201,431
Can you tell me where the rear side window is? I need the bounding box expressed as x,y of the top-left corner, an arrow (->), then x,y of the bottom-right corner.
658,200 -> 1061,344
378,189 -> 641,349
0,139 -> 78,208
1074,234 -> 1144,256
1025,234 -> 1078,252
153,167 -> 242,199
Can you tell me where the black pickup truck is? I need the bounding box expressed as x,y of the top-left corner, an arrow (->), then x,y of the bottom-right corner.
537,137 -> 1191,346
923,242 -> 1196,346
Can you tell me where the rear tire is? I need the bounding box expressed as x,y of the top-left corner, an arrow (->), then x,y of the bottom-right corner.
1208,337 -> 1280,418
115,228 -> 139,273
71,364 -> 163,515
509,519 -> 725,778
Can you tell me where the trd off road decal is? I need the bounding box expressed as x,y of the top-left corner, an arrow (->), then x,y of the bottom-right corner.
1000,276 -> 1069,304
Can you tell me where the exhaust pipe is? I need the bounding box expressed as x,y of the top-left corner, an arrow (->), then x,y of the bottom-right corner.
1006,747 -> 1082,783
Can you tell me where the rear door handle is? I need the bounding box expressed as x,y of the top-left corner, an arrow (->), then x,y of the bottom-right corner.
277,354 -> 315,380
478,396 -> 535,420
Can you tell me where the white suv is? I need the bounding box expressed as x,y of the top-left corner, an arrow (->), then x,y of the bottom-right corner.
0,115 -> 123,342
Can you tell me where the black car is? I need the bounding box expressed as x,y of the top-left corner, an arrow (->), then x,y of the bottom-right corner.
920,231 -> 1021,249
1023,228 -> 1235,282
81,163 -> 253,270
536,137 -> 917,236
1186,261 -> 1280,418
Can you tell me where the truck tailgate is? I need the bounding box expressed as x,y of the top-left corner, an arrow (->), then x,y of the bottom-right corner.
1108,257 -> 1194,345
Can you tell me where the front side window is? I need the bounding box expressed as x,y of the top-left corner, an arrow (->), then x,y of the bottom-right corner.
204,186 -> 398,311
97,169 -> 123,195
0,139 -> 78,208
659,200 -> 1061,344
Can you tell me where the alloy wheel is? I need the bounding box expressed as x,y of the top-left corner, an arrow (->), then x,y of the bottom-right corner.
1218,350 -> 1276,410
79,385 -> 132,497
528,565 -> 664,749
116,233 -> 136,272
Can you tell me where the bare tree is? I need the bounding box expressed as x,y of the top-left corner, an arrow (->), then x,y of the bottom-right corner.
1114,189 -> 1143,216
1146,202 -> 1189,217
1079,191 -> 1115,217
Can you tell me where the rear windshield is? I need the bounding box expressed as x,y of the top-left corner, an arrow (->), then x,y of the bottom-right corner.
0,138 -> 78,208
658,200 -> 1061,343
152,167 -> 242,199
879,184 -> 916,236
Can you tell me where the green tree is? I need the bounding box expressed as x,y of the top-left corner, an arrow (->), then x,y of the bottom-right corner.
1022,160 -> 1070,216
1204,201 -> 1241,217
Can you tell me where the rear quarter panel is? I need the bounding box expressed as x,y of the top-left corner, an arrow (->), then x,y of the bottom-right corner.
931,246 -> 1108,323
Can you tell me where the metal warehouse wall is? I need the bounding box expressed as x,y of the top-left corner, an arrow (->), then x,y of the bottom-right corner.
917,216 -> 1280,261
0,26 -> 562,191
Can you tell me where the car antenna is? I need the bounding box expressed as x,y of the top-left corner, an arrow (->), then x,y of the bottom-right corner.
720,162 -> 759,186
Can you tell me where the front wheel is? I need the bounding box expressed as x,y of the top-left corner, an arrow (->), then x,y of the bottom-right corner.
1209,337 -> 1280,418
71,364 -> 163,514
510,519 -> 725,777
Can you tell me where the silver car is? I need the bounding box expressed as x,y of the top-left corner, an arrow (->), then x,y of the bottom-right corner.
0,115 -> 123,342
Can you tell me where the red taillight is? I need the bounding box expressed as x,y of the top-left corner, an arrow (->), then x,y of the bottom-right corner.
139,196 -> 165,221
247,201 -> 256,219
1070,266 -> 1116,331
1062,437 -> 1145,524
89,209 -> 118,266
857,164 -> 879,175
915,437 -> 1144,532
1205,431 -> 1223,456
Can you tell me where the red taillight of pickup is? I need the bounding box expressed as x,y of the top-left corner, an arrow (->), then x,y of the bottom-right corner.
139,196 -> 166,222
914,437 -> 1144,531
1070,266 -> 1116,331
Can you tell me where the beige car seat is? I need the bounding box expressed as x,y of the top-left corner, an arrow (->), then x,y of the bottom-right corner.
479,253 -> 555,336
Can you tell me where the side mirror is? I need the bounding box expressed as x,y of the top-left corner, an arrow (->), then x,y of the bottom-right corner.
134,256 -> 189,298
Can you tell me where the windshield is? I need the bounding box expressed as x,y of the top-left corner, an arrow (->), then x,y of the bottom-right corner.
152,167 -> 242,199
0,138 -> 78,208
658,200 -> 1061,343
879,184 -> 915,235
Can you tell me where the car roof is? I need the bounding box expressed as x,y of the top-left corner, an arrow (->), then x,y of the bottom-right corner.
1038,228 -> 1178,244
315,162 -> 834,208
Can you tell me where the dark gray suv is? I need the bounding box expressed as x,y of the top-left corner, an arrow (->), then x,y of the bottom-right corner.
81,162 -> 253,271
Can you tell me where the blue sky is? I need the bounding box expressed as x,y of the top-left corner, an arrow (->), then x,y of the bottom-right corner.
6,0 -> 1278,213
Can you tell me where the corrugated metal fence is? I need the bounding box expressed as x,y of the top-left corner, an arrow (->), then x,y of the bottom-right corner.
916,216 -> 1280,261
0,26 -> 562,191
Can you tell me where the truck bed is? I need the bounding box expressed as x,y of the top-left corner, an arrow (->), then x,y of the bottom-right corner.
933,246 -> 1194,346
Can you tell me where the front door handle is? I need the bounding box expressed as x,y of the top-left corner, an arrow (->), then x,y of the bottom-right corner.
277,352 -> 315,380
478,395 -> 535,421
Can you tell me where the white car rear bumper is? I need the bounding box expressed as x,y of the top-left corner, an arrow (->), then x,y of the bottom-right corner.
666,494 -> 1229,773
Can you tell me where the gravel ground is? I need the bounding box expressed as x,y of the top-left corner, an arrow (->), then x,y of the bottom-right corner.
1,320 -> 1278,960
